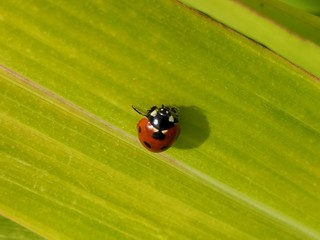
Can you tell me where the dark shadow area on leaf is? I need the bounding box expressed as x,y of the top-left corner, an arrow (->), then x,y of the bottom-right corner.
174,105 -> 210,149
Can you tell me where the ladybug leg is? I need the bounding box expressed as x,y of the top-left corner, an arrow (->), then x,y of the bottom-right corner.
132,105 -> 148,116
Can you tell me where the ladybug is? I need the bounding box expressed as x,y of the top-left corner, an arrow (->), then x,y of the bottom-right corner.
132,105 -> 180,152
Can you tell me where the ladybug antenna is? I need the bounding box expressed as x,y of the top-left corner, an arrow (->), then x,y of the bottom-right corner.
132,105 -> 146,116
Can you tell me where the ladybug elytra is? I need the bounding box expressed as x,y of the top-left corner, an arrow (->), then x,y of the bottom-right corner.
132,105 -> 180,152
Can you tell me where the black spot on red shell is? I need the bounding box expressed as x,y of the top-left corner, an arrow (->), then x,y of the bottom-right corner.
152,131 -> 165,140
143,141 -> 151,148
161,146 -> 169,151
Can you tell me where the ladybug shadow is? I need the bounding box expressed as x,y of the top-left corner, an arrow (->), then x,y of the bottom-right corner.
173,105 -> 210,149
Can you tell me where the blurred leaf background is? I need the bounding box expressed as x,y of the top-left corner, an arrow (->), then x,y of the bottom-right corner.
1,0 -> 320,239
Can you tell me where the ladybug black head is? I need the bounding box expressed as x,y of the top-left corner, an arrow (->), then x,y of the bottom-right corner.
147,105 -> 179,130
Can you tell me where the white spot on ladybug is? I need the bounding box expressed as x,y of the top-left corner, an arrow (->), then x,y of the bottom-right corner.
161,130 -> 168,134
150,110 -> 157,117
153,118 -> 159,126
169,115 -> 174,122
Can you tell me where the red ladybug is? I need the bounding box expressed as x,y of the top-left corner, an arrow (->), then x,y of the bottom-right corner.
132,105 -> 180,152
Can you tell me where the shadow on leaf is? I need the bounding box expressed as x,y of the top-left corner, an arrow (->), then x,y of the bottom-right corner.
174,105 -> 210,149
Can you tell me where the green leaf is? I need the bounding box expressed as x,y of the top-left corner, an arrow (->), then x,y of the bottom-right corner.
0,215 -> 44,240
1,0 -> 320,239
180,0 -> 320,78
279,0 -> 320,15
